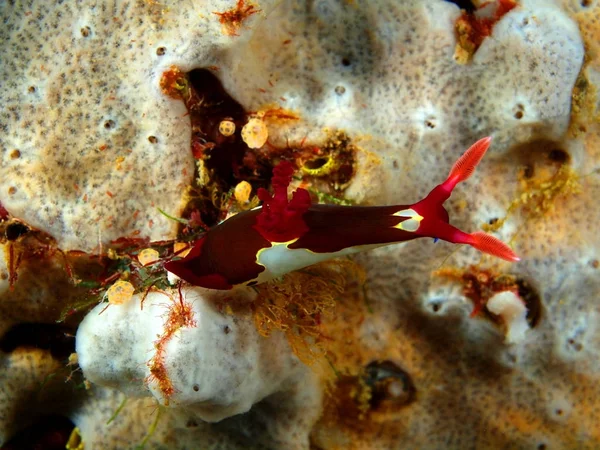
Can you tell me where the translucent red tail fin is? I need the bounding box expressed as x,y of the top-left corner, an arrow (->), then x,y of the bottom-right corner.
413,135 -> 520,263
468,231 -> 520,262
444,136 -> 492,190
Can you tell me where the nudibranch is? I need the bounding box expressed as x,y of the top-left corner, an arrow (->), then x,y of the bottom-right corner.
165,137 -> 519,290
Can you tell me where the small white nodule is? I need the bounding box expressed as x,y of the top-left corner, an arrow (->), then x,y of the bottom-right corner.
487,291 -> 530,344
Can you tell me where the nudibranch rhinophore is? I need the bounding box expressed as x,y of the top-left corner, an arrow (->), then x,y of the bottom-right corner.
165,137 -> 519,290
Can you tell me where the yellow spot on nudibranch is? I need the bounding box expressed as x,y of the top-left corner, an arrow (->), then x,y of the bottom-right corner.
173,242 -> 191,258
106,280 -> 135,305
66,427 -> 84,450
393,208 -> 424,232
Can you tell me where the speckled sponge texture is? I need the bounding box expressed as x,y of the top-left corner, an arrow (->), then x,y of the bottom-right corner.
0,0 -> 200,251
76,288 -> 319,422
1,0 -> 600,449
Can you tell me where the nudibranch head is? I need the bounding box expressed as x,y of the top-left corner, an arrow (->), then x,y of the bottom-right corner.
164,235 -> 235,290
165,161 -> 314,290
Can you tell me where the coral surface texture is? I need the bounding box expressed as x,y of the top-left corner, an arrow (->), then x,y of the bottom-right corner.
1,0 -> 599,449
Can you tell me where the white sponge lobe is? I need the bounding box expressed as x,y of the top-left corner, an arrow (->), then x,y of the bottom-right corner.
76,287 -> 305,422
487,291 -> 530,344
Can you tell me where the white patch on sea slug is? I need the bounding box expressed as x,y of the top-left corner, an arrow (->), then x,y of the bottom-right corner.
393,208 -> 423,232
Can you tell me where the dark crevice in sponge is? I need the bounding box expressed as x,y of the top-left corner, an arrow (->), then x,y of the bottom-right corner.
444,0 -> 476,12
2,415 -> 75,450
0,323 -> 75,359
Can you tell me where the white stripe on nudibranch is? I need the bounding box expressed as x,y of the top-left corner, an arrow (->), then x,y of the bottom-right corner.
393,208 -> 423,232
250,240 -> 383,286
241,207 -> 425,287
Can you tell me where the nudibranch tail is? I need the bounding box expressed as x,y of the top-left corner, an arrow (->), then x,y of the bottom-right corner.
416,136 -> 492,208
466,231 -> 520,262
412,136 -> 519,262
444,136 -> 491,189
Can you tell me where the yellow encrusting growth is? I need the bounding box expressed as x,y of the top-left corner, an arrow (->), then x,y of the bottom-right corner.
483,164 -> 582,233
302,155 -> 336,176
252,259 -> 365,365
234,181 -> 252,206
159,66 -> 189,100
241,117 -> 269,149
569,5 -> 600,137
106,280 -> 135,305
218,119 -> 236,137
138,248 -> 160,266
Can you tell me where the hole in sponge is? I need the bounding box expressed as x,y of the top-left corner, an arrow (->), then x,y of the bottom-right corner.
548,148 -> 570,164
364,360 -> 416,411
509,139 -> 572,180
444,0 -> 476,12
5,221 -> 30,241
304,157 -> 330,170
0,323 -> 75,359
513,103 -> 525,120
515,278 -> 542,328
2,415 -> 75,450
186,418 -> 199,428
166,67 -> 357,233
567,338 -> 583,352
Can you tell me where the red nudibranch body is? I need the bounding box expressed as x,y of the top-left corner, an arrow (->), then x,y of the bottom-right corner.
165,137 -> 519,290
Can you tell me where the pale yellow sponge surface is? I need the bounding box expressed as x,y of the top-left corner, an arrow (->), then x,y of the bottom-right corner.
0,1 -> 202,251
1,1 -> 600,449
